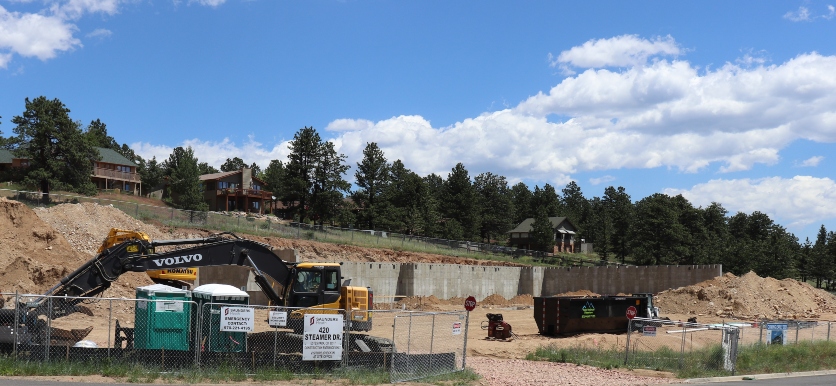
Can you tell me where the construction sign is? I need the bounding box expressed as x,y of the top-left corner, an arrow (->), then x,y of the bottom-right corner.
220,306 -> 254,332
303,314 -> 344,361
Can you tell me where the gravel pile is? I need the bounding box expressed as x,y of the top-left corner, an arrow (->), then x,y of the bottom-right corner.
467,357 -> 678,385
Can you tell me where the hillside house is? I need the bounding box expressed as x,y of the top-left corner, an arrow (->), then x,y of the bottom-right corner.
0,149 -> 30,171
91,147 -> 141,194
199,168 -> 272,214
507,216 -> 577,253
2,147 -> 141,195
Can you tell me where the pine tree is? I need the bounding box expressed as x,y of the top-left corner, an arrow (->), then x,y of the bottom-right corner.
530,207 -> 555,252
164,146 -> 208,213
353,142 -> 389,230
11,96 -> 98,197
474,172 -> 513,243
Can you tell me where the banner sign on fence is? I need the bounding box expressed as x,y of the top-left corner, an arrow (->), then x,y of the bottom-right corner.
268,311 -> 287,327
766,323 -> 788,345
452,322 -> 462,335
303,314 -> 343,361
642,325 -> 657,337
220,306 -> 254,332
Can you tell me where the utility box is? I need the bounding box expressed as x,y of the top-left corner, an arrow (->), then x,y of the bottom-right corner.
192,284 -> 250,353
134,284 -> 192,351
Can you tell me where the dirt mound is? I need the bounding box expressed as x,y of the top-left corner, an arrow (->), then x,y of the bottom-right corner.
656,271 -> 836,319
33,202 -> 206,255
509,294 -> 534,305
0,199 -> 156,299
557,290 -> 600,297
481,294 -> 510,306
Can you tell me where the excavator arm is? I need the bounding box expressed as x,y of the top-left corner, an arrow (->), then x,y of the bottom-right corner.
38,233 -> 291,318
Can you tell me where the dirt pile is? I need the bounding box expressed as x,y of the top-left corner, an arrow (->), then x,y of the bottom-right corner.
33,202 -> 206,255
0,199 -> 155,301
655,271 -> 836,320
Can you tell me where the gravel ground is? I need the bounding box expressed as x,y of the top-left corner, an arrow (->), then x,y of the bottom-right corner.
467,357 -> 680,386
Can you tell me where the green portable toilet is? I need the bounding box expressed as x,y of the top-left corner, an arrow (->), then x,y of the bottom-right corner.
192,284 -> 250,353
134,284 -> 191,351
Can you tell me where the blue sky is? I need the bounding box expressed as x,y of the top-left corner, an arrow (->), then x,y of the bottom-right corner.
2,0 -> 836,241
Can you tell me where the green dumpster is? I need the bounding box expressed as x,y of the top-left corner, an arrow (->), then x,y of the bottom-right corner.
134,284 -> 191,351
192,284 -> 250,353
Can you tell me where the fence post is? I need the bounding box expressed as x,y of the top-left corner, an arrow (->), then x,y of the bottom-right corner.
46,296 -> 52,361
135,203 -> 139,217
108,298 -> 113,358
462,311 -> 470,370
795,322 -> 800,344
828,322 -> 831,342
759,320 -> 763,344
680,322 -> 686,369
13,291 -> 18,359
624,319 -> 632,365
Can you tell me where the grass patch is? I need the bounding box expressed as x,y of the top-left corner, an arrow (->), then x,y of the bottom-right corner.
527,341 -> 836,379
0,355 -> 473,384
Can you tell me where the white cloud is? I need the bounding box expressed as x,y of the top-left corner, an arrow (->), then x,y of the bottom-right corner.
589,175 -> 616,185
799,156 -> 824,167
665,176 -> 836,228
51,0 -> 121,20
325,118 -> 375,132
551,35 -> 681,69
784,6 -> 812,21
826,5 -> 836,19
135,36 -> 836,189
189,0 -> 226,7
0,5 -> 81,62
132,136 -> 290,171
86,28 -> 112,39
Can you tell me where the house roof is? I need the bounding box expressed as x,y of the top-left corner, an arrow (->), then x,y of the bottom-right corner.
199,170 -> 240,181
0,149 -> 13,164
508,216 -> 576,233
199,169 -> 267,185
96,147 -> 136,167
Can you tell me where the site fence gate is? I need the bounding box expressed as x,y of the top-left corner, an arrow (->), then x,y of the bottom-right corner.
390,311 -> 469,383
625,317 -> 739,375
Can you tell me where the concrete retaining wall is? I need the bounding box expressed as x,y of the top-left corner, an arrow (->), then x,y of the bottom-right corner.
199,260 -> 722,304
339,262 -> 722,301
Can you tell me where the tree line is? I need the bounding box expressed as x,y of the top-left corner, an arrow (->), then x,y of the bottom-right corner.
2,97 -> 834,284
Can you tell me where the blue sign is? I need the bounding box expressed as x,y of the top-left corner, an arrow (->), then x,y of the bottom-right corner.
766,323 -> 788,331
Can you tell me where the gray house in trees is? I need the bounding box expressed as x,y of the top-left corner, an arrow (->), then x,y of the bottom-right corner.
507,217 -> 578,253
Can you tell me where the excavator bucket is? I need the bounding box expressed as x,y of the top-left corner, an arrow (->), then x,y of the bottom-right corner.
49,326 -> 94,344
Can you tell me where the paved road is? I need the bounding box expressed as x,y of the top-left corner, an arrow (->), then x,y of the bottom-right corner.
690,374 -> 836,385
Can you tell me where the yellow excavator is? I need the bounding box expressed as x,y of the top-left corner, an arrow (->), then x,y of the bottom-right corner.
97,229 -> 197,288
1,229 -> 386,350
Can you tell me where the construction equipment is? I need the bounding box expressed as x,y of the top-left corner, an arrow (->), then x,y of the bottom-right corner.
97,228 -> 198,288
0,229 -> 383,349
481,313 -> 514,341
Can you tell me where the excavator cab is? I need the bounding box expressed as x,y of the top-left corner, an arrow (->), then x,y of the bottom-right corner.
287,265 -> 341,308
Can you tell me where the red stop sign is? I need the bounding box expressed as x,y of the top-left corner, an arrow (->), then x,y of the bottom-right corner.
626,306 -> 637,319
464,296 -> 477,311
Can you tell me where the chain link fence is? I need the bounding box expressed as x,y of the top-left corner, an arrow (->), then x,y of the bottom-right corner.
0,187 -> 617,267
391,311 -> 468,383
625,317 -> 739,375
0,292 -> 468,382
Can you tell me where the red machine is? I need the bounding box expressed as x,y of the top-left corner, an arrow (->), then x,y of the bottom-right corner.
482,313 -> 514,340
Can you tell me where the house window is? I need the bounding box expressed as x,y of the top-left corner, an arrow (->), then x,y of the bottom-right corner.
521,233 -> 528,238
511,233 -> 519,239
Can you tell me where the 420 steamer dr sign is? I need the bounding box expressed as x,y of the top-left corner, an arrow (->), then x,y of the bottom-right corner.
303,314 -> 344,361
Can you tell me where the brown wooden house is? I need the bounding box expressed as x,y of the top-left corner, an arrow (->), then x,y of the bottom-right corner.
0,149 -> 30,171
507,216 -> 578,253
199,168 -> 272,214
91,147 -> 141,194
